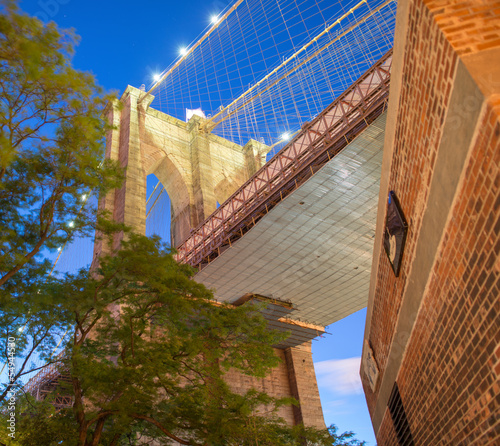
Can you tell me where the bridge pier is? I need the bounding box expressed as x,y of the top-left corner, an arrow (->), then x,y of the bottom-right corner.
285,342 -> 325,427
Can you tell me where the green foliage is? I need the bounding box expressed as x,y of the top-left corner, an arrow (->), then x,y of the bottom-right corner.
0,275 -> 72,403
4,397 -> 76,445
0,0 -> 123,289
327,424 -> 367,446
64,234 -> 290,445
0,0 -> 123,405
1,234 -> 367,445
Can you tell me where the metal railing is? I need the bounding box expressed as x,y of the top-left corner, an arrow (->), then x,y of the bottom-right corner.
175,49 -> 393,270
24,353 -> 72,408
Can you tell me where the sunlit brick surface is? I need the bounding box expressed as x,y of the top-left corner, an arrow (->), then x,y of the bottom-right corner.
367,0 -> 459,399
426,0 -> 500,55
395,101 -> 500,445
363,1 -> 500,444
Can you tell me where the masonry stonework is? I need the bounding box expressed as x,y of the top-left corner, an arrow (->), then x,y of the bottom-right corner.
226,342 -> 325,429
95,85 -> 325,429
284,342 -> 325,427
362,1 -> 500,444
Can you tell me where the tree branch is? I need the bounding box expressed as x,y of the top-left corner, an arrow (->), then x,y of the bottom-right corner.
129,413 -> 195,446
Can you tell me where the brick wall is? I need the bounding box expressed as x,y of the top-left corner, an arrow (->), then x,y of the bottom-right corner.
365,0 -> 459,403
377,413 -> 398,446
393,99 -> 500,444
426,0 -> 500,55
377,99 -> 500,445
363,1 -> 500,444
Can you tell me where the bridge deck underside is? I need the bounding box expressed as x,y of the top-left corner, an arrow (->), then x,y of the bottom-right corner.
196,112 -> 386,328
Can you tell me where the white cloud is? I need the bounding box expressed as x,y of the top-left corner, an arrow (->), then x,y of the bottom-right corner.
314,357 -> 363,396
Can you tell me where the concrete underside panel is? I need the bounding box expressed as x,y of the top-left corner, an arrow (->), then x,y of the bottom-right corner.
195,112 -> 386,327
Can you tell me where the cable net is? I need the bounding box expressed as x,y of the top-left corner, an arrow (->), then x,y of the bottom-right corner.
151,0 -> 396,152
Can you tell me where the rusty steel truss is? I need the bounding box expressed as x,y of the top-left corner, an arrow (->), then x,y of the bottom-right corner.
24,356 -> 72,409
175,49 -> 392,269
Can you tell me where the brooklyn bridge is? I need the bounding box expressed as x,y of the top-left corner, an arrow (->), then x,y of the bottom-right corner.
8,0 -> 500,444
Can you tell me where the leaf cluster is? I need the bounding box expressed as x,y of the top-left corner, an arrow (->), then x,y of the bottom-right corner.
0,0 -> 123,289
0,232 -> 364,446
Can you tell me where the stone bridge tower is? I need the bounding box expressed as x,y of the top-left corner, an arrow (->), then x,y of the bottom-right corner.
99,85 -> 269,248
94,85 -> 326,429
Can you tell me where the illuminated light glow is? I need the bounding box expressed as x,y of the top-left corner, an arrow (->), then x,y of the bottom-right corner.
57,247 -> 62,251
281,132 -> 291,141
18,327 -> 24,333
81,194 -> 87,201
153,73 -> 161,82
211,15 -> 218,24
179,47 -> 188,56
68,221 -> 74,228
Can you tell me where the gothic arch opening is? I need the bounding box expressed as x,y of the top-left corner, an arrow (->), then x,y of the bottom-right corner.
145,173 -> 171,246
144,154 -> 192,247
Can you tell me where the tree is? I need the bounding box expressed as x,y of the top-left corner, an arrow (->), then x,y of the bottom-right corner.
0,281 -> 72,404
327,425 -> 367,446
0,0 -> 122,398
0,0 -> 123,290
1,232 -> 364,446
1,232 -> 368,445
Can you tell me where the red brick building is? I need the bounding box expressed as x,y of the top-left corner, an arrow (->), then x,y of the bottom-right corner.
361,1 -> 500,444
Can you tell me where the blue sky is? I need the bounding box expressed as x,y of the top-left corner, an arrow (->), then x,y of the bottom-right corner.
17,0 -> 377,443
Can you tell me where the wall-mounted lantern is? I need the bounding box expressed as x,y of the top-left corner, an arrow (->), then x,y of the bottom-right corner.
383,191 -> 408,277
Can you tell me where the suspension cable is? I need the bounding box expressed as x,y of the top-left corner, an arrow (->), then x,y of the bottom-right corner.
141,0 -> 245,101
201,0 -> 377,131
